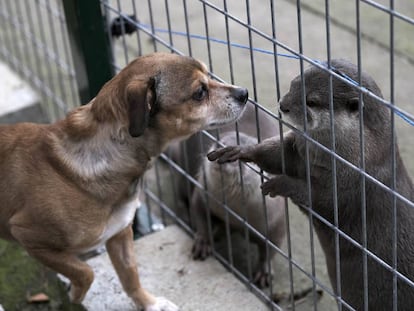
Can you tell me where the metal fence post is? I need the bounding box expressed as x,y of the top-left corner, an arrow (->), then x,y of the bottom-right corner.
62,0 -> 114,104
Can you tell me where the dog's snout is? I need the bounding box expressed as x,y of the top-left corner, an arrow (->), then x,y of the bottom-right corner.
232,87 -> 249,104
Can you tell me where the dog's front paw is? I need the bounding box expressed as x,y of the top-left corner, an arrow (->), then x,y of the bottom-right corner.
145,297 -> 179,311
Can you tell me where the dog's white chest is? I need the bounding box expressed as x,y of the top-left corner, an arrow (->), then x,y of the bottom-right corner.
103,198 -> 138,242
83,197 -> 138,254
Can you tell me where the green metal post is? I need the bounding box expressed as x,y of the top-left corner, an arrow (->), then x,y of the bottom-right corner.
62,0 -> 114,104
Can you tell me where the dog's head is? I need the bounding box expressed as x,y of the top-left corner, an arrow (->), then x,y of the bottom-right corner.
93,53 -> 248,141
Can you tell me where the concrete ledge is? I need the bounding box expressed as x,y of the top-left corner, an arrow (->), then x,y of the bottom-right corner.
0,62 -> 46,123
83,225 -> 268,311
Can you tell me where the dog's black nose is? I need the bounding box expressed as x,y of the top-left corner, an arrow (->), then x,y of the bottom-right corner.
232,87 -> 248,104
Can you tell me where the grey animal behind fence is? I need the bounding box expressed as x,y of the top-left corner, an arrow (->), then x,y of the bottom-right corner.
168,103 -> 286,289
208,59 -> 414,310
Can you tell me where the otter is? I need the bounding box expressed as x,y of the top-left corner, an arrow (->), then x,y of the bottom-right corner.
167,103 -> 286,288
208,59 -> 414,310
192,132 -> 286,288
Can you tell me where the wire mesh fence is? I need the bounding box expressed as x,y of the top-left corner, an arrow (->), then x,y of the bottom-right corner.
0,0 -> 80,121
1,0 -> 414,310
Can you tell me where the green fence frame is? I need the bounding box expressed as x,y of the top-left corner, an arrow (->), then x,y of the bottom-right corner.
62,0 -> 114,104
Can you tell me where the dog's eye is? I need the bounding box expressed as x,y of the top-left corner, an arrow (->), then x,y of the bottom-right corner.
192,85 -> 208,101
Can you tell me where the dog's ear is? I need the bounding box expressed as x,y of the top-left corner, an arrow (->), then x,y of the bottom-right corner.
125,78 -> 156,137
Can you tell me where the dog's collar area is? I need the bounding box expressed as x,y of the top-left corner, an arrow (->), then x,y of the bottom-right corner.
128,178 -> 141,197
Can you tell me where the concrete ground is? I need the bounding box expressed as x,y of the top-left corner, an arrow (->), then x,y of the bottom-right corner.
145,160 -> 337,310
0,62 -> 46,123
83,225 -> 269,311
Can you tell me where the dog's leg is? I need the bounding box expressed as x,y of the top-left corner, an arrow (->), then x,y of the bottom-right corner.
106,226 -> 179,311
26,249 -> 94,303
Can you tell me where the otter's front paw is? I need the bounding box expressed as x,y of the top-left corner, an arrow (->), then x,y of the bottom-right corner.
207,145 -> 253,164
253,268 -> 272,289
192,234 -> 212,260
144,297 -> 179,311
261,176 -> 287,198
261,175 -> 308,206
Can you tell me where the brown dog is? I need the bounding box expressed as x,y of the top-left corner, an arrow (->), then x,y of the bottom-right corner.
0,52 -> 248,311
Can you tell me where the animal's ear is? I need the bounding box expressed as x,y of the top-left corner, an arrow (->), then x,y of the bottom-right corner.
125,78 -> 156,137
347,97 -> 360,112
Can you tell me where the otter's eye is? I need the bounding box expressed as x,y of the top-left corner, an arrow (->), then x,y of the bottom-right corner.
192,84 -> 208,101
306,94 -> 319,108
347,98 -> 359,112
307,99 -> 318,107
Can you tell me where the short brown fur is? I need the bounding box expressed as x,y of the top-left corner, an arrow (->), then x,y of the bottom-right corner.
0,52 -> 248,311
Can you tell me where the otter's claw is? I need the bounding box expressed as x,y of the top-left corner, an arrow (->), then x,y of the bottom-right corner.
208,145 -> 254,164
261,178 -> 282,198
253,269 -> 272,289
192,234 -> 212,260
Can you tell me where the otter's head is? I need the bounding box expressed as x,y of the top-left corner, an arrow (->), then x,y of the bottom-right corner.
279,59 -> 388,137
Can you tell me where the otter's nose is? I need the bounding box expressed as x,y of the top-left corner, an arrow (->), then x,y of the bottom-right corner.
232,87 -> 248,105
279,100 -> 290,113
